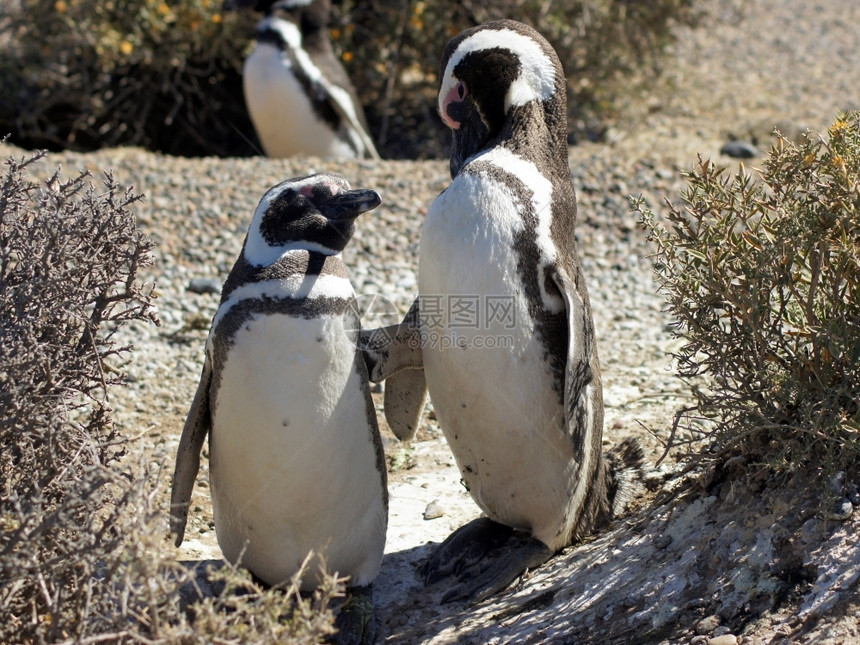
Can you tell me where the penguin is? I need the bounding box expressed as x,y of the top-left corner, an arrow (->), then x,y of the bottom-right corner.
223,0 -> 380,160
361,20 -> 643,604
170,173 -> 386,642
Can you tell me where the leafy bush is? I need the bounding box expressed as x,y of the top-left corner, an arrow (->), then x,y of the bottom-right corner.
635,113 -> 860,473
0,0 -> 258,156
0,0 -> 696,158
0,145 -> 341,641
336,0 -> 699,157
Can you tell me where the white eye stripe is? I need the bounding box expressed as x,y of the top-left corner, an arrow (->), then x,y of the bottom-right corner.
438,27 -> 557,117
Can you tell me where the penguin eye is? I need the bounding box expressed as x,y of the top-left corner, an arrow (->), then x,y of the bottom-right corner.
456,82 -> 466,100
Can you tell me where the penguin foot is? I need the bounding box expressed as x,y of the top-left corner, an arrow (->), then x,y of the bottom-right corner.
423,518 -> 554,604
331,584 -> 376,645
442,537 -> 552,605
423,517 -> 512,585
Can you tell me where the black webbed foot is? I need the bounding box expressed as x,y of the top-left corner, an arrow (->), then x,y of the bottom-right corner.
423,517 -> 553,605
331,584 -> 376,645
423,517 -> 512,585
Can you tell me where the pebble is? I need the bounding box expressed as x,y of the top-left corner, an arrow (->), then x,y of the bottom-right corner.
829,471 -> 846,496
800,518 -> 823,542
187,277 -> 222,294
423,500 -> 445,520
824,497 -> 853,521
653,534 -> 673,550
720,140 -> 758,158
695,615 -> 721,635
846,483 -> 860,506
708,635 -> 738,645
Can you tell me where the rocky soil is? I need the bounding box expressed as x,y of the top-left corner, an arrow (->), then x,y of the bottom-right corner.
7,0 -> 860,642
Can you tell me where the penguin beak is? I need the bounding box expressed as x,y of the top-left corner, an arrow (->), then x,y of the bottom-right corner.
318,188 -> 382,221
450,107 -> 490,178
221,0 -> 257,11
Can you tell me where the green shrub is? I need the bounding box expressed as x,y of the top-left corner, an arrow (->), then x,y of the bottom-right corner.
0,0 -> 258,156
635,113 -> 860,473
0,145 -> 341,641
0,0 -> 696,158
335,0 -> 699,157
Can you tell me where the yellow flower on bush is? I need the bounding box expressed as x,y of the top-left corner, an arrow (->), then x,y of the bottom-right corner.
342,51 -> 353,63
212,12 -> 222,23
120,40 -> 134,55
830,119 -> 847,136
830,155 -> 846,176
55,0 -> 67,12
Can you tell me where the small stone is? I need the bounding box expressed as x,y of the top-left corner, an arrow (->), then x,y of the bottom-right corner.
800,517 -> 823,542
708,635 -> 738,645
829,471 -> 846,495
695,615 -> 721,635
720,140 -> 758,158
846,483 -> 860,506
188,277 -> 222,294
423,500 -> 445,520
824,497 -> 853,521
654,534 -> 672,549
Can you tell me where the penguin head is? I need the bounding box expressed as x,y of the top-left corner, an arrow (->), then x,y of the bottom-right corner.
438,20 -> 567,177
223,0 -> 330,40
244,173 -> 380,266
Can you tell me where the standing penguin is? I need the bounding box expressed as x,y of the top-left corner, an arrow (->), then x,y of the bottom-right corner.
224,0 -> 380,160
171,173 -> 385,642
362,20 -> 642,604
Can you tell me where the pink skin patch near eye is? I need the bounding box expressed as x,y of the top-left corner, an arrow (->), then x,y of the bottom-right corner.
440,82 -> 466,130
299,181 -> 341,198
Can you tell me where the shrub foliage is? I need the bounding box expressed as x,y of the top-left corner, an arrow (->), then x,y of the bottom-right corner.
636,113 -> 860,471
0,0 -> 258,156
0,0 -> 696,158
0,145 -> 160,640
336,0 -> 698,157
0,145 -> 341,641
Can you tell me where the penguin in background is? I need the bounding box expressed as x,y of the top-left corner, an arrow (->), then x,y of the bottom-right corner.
223,0 -> 380,160
171,173 -> 386,643
361,20 -> 643,604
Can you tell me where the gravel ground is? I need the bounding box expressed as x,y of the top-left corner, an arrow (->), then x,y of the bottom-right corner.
6,0 -> 860,641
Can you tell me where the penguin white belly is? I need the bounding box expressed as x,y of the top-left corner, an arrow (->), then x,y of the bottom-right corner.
209,311 -> 385,588
243,43 -> 356,159
419,169 -> 577,550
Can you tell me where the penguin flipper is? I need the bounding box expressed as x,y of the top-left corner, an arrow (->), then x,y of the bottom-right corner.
359,297 -> 423,382
383,368 -> 427,441
360,298 -> 426,440
552,267 -> 615,539
551,268 -> 602,459
315,76 -> 380,160
170,358 -> 212,547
